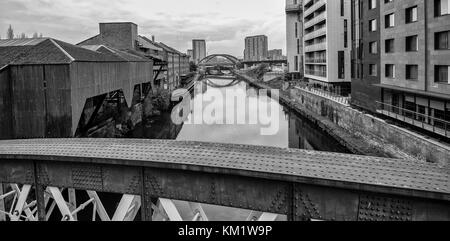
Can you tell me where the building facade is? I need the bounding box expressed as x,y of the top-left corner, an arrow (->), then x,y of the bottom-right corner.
303,0 -> 352,96
350,0 -> 382,112
244,35 -> 269,62
286,0 -> 304,75
78,22 -> 190,92
375,0 -> 450,138
268,49 -> 284,60
187,49 -> 194,62
192,39 -> 206,64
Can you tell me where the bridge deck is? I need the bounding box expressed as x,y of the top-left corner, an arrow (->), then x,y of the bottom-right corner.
0,139 -> 449,201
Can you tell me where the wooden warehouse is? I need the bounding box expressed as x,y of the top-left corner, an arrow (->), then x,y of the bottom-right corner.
0,38 -> 153,139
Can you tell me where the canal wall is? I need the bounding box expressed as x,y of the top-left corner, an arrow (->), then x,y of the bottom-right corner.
235,72 -> 450,167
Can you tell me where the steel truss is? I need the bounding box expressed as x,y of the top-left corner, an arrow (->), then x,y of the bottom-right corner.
0,183 -> 278,222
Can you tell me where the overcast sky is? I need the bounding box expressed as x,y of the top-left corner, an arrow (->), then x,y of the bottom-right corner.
0,0 -> 286,57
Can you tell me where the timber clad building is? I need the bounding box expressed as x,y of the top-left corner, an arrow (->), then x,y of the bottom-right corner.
78,22 -> 190,92
0,38 -> 153,140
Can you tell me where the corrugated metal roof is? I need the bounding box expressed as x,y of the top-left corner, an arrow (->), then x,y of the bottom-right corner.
137,36 -> 163,51
0,38 -> 48,47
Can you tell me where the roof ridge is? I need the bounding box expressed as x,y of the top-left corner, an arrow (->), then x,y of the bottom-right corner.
50,38 -> 75,62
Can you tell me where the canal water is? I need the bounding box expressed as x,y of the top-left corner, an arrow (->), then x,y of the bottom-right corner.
129,77 -> 350,221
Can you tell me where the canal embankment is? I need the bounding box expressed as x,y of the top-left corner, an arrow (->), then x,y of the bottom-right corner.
235,71 -> 450,168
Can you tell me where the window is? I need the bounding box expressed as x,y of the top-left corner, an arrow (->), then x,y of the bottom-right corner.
294,56 -> 299,71
385,39 -> 395,53
338,51 -> 345,79
435,0 -> 450,16
295,22 -> 298,38
435,31 -> 450,50
435,65 -> 450,83
344,20 -> 348,48
406,6 -> 418,23
297,39 -> 301,54
341,0 -> 345,16
369,41 -> 378,54
384,0 -> 393,3
369,64 -> 377,76
369,19 -> 377,32
369,0 -> 377,9
406,35 -> 418,51
406,65 -> 418,80
385,13 -> 395,28
385,64 -> 395,78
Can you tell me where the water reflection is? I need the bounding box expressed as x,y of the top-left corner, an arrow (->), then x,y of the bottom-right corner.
132,78 -> 349,154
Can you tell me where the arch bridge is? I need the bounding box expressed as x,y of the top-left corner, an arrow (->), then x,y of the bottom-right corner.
198,54 -> 240,76
0,139 -> 449,221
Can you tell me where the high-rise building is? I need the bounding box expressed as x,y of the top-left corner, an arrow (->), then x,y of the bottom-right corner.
192,39 -> 206,64
373,0 -> 450,138
350,0 -> 381,112
286,0 -> 304,76
244,35 -> 268,61
187,49 -> 193,62
268,49 -> 283,60
303,0 -> 352,96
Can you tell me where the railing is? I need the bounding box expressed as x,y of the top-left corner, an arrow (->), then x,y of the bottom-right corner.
376,101 -> 450,138
294,85 -> 351,106
305,70 -> 327,77
305,58 -> 327,64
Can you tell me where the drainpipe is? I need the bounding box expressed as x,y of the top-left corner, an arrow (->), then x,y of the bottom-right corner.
424,0 -> 428,92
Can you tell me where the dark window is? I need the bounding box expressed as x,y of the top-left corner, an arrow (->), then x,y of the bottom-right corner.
435,0 -> 450,17
344,20 -> 348,48
338,51 -> 345,79
385,39 -> 395,53
435,65 -> 449,83
385,13 -> 395,28
406,65 -> 418,80
435,31 -> 449,50
385,64 -> 395,78
406,35 -> 418,51
405,6 -> 418,23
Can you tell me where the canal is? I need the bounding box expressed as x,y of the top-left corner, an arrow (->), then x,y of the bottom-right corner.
128,77 -> 350,221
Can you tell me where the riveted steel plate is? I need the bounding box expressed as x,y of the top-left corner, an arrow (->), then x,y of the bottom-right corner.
144,168 -> 291,214
0,139 -> 449,201
0,159 -> 34,184
102,166 -> 141,195
358,194 -> 413,221
292,184 -> 359,221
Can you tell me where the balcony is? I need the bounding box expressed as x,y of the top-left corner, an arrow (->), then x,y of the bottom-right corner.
304,41 -> 327,52
304,11 -> 326,29
304,0 -> 326,18
376,102 -> 450,138
286,4 -> 302,13
305,58 -> 327,64
304,27 -> 327,41
305,70 -> 327,78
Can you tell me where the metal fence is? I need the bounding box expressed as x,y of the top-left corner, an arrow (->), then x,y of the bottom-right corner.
376,101 -> 450,138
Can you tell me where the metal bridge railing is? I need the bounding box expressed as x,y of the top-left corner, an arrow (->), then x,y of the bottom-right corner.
376,101 -> 450,138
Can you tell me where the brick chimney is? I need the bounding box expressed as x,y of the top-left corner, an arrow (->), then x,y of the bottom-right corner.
99,22 -> 138,50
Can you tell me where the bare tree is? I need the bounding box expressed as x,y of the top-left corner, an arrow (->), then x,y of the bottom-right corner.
20,33 -> 27,39
33,32 -> 39,38
7,25 -> 14,39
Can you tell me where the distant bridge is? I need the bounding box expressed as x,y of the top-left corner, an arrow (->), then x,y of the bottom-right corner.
0,139 -> 449,221
197,54 -> 240,76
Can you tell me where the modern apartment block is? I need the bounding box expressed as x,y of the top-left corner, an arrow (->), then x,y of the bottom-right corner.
303,0 -> 352,96
286,0 -> 304,76
244,35 -> 269,61
374,0 -> 450,138
350,0 -> 382,112
268,49 -> 284,60
192,39 -> 206,64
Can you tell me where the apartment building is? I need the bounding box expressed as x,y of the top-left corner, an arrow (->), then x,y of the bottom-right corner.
303,0 -> 352,96
192,39 -> 206,64
375,0 -> 450,138
244,35 -> 269,61
286,0 -> 304,77
268,49 -> 284,60
350,0 -> 382,112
